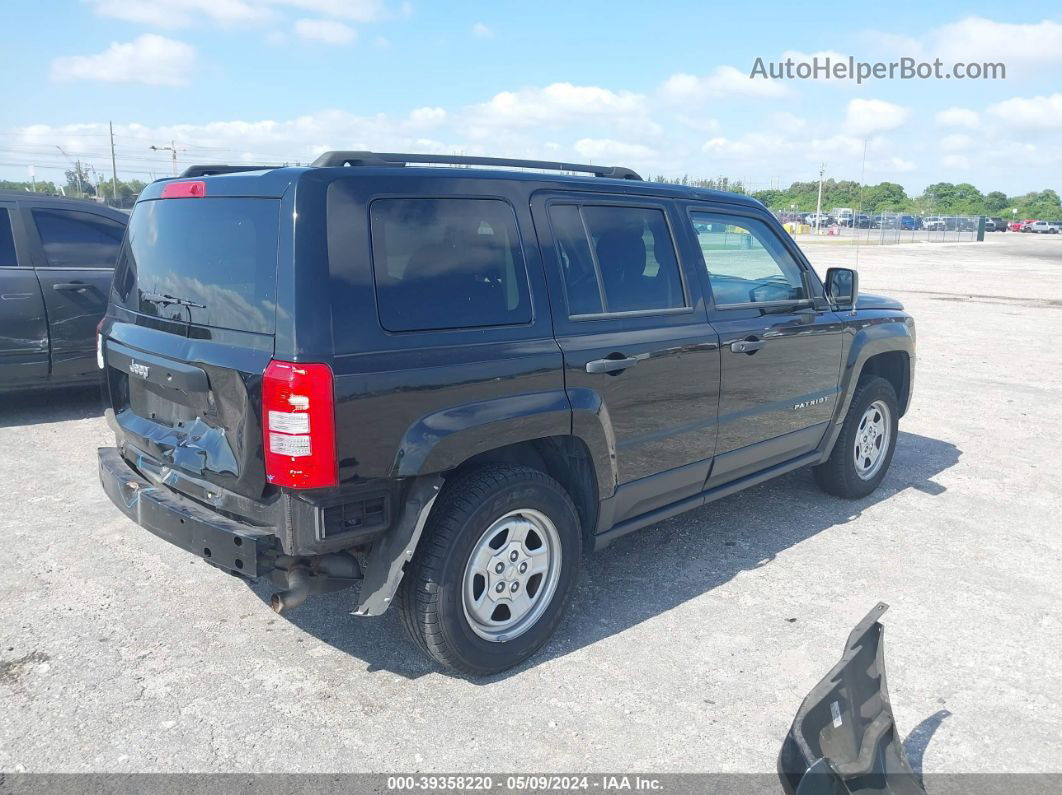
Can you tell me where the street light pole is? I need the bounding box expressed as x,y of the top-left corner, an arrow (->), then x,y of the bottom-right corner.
814,162 -> 825,233
150,140 -> 180,176
109,121 -> 119,203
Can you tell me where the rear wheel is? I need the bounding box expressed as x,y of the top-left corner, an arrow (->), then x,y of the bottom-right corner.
398,464 -> 581,675
813,376 -> 899,499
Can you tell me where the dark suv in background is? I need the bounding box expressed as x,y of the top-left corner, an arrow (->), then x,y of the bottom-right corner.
1,191 -> 126,391
97,152 -> 915,674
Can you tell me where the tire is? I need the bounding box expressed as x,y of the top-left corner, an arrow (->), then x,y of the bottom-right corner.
398,464 -> 581,676
813,376 -> 899,499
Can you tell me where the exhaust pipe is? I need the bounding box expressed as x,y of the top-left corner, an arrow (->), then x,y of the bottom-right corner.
271,568 -> 311,613
270,553 -> 362,614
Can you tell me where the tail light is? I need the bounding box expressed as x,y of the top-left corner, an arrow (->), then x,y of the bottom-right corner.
262,360 -> 338,489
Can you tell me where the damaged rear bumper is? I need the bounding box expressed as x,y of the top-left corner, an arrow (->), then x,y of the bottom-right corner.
98,446 -> 275,578
778,603 -> 927,795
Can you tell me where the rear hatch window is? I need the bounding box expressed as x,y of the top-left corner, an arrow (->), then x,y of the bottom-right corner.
113,198 -> 280,334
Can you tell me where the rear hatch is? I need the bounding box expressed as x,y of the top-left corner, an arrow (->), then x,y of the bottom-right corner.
104,191 -> 281,504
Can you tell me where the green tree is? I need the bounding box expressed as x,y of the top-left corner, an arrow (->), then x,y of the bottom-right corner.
1012,189 -> 1062,219
861,182 -> 909,213
751,189 -> 784,208
0,179 -> 59,194
64,165 -> 95,197
984,191 -> 1009,214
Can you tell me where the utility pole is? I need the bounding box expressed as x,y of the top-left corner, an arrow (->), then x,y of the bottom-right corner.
109,121 -> 119,204
150,139 -> 180,176
814,162 -> 825,233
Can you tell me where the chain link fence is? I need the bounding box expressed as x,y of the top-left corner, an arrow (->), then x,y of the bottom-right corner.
770,211 -> 994,243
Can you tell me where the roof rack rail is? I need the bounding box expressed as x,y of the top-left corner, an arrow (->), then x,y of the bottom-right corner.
178,164 -> 283,178
309,151 -> 643,181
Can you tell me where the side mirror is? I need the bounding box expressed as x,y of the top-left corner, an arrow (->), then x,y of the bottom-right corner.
825,267 -> 859,309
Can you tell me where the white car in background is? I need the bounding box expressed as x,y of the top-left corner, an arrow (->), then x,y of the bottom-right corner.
1024,220 -> 1059,234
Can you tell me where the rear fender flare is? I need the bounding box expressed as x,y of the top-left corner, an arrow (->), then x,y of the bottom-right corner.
392,387 -> 618,499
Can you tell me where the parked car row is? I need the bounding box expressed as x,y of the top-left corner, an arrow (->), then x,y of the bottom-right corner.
1020,219 -> 1062,234
774,210 -> 1062,234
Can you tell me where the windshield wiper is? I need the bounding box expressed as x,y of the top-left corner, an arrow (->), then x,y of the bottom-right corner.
142,291 -> 206,309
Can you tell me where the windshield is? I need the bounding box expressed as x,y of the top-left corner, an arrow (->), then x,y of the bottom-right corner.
113,197 -> 280,334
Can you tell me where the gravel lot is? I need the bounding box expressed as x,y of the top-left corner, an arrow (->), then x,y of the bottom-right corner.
2,233 -> 1060,777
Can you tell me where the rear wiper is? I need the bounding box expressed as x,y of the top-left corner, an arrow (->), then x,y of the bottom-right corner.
142,292 -> 206,309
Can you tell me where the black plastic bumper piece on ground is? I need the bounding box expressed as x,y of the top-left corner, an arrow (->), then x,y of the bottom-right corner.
98,447 -> 275,578
778,603 -> 927,795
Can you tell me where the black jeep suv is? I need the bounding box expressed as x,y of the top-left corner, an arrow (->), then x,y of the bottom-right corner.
97,152 -> 915,675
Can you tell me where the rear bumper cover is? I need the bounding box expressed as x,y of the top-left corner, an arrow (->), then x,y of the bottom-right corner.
98,447 -> 275,578
778,603 -> 927,795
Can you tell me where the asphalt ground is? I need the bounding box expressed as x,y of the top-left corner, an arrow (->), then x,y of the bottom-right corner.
1,232 -> 1060,778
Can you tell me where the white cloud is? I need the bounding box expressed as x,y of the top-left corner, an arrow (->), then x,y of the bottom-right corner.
471,83 -> 647,129
408,106 -> 446,126
294,18 -> 356,44
573,138 -> 656,161
674,114 -> 720,133
770,111 -> 807,132
471,22 -> 493,39
987,93 -> 1062,130
272,0 -> 388,22
842,98 -> 909,137
864,16 -> 1062,75
940,133 -> 973,151
941,155 -> 970,170
702,133 -> 791,158
931,17 -> 1062,64
661,66 -> 790,101
50,34 -> 196,86
87,0 -> 275,28
88,0 -> 397,27
882,157 -> 916,173
935,107 -> 980,128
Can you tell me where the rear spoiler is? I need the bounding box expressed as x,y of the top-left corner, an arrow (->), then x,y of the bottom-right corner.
178,165 -> 283,178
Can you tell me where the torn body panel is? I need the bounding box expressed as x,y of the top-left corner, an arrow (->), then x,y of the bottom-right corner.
779,603 -> 927,795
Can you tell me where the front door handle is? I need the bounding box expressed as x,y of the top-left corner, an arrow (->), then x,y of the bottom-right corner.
53,282 -> 90,292
586,356 -> 642,374
730,339 -> 766,354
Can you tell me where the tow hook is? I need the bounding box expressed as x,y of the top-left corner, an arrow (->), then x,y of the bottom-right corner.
269,552 -> 362,613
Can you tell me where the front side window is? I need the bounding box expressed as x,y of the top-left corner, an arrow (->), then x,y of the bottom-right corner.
690,212 -> 806,306
369,198 -> 531,332
32,209 -> 124,269
548,203 -> 686,316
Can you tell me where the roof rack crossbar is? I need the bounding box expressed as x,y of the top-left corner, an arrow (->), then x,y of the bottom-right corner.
178,164 -> 283,178
309,151 -> 642,180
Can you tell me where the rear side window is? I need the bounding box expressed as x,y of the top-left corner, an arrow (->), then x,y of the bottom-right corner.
369,198 -> 531,332
0,209 -> 16,267
32,208 -> 124,268
548,204 -> 686,316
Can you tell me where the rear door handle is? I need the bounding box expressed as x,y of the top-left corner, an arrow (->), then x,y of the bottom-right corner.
730,339 -> 766,354
53,282 -> 90,292
586,356 -> 642,374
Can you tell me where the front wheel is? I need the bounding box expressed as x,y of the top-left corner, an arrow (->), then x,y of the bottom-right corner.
398,464 -> 581,676
813,376 -> 899,499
